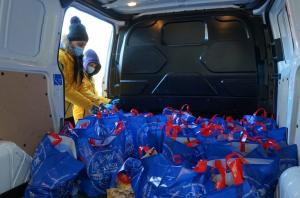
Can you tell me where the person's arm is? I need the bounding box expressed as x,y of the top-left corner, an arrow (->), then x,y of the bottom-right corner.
79,76 -> 110,105
98,96 -> 111,104
59,50 -> 95,111
73,105 -> 85,123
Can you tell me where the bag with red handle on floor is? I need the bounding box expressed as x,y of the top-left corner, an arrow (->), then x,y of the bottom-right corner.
25,133 -> 84,198
75,118 -> 128,197
243,108 -> 277,131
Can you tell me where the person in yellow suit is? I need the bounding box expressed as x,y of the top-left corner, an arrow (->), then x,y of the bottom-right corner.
73,49 -> 111,123
58,16 -> 104,125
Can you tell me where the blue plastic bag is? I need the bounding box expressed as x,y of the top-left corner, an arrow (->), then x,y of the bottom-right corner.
193,116 -> 226,144
25,135 -> 84,198
243,158 -> 280,198
162,105 -> 196,125
266,127 -> 287,143
202,181 -> 257,198
123,154 -> 214,198
135,121 -> 165,154
75,127 -> 127,197
243,108 -> 277,130
122,153 -> 258,198
205,153 -> 278,198
204,142 -> 241,160
121,109 -> 164,129
75,113 -> 121,140
162,136 -> 204,167
120,110 -> 166,157
246,143 -> 298,175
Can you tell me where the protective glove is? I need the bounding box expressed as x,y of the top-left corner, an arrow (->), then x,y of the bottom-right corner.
103,104 -> 114,111
110,98 -> 120,105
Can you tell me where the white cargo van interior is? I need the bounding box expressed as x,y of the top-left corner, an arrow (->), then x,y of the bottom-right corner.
0,0 -> 299,197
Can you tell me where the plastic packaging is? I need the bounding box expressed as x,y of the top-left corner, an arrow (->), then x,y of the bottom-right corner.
0,141 -> 32,194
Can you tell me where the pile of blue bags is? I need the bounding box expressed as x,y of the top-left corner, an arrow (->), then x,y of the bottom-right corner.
25,105 -> 298,198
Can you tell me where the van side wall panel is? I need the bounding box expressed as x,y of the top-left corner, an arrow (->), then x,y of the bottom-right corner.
0,71 -> 53,155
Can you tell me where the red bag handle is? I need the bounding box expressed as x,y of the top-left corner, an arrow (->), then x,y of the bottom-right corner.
112,105 -> 119,113
235,130 -> 263,151
195,116 -> 203,124
209,114 -> 219,124
225,116 -> 236,130
114,121 -> 125,135
263,139 -> 281,151
65,121 -> 74,129
60,121 -> 74,135
185,139 -> 200,148
96,111 -> 102,119
225,116 -> 235,123
130,108 -> 139,116
225,152 -> 247,185
165,119 -> 182,140
239,118 -> 249,126
271,113 -> 275,119
79,121 -> 90,129
194,159 -> 208,173
253,108 -> 267,117
200,122 -> 224,137
138,146 -> 150,157
48,131 -> 62,146
180,104 -> 192,114
214,160 -> 226,190
88,138 -> 99,146
200,126 -> 212,137
239,131 -> 248,152
238,130 -> 264,152
225,152 -> 247,166
165,119 -> 172,137
172,154 -> 182,164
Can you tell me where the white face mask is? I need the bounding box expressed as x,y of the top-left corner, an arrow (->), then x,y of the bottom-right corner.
86,66 -> 95,74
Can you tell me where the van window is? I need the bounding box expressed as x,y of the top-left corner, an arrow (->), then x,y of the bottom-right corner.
61,7 -> 114,94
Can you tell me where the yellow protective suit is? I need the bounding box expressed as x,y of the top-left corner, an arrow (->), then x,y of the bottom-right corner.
73,76 -> 110,123
58,49 -> 99,119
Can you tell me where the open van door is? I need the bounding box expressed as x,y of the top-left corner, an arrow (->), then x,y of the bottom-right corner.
0,0 -> 65,155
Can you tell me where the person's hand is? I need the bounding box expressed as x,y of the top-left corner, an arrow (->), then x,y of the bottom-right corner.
104,104 -> 114,110
110,98 -> 120,105
90,105 -> 99,114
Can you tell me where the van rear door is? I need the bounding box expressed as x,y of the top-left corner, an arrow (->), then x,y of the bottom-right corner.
0,0 -> 64,155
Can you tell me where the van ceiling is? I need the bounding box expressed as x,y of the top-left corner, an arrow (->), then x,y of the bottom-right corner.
95,0 -> 261,15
